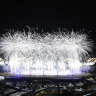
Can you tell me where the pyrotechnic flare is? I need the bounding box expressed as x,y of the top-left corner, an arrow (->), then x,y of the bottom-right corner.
0,30 -> 93,75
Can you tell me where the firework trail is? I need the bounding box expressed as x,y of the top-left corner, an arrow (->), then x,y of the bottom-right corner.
0,30 -> 93,75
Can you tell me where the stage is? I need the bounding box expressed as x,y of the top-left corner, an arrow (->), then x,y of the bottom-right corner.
0,72 -> 95,79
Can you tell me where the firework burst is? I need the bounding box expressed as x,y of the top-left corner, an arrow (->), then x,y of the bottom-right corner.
0,30 -> 93,75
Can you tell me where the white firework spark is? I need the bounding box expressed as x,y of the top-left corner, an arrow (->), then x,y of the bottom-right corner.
51,31 -> 93,60
0,30 -> 93,75
0,32 -> 42,57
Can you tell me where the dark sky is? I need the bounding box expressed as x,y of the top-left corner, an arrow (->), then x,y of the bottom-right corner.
0,1 -> 96,32
0,1 -> 96,53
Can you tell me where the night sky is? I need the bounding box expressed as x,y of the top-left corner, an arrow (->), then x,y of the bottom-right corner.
0,1 -> 96,56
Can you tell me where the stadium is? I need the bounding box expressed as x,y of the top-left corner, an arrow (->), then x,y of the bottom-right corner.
0,30 -> 96,96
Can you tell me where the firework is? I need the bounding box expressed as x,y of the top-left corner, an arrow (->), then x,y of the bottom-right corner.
0,30 -> 93,75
